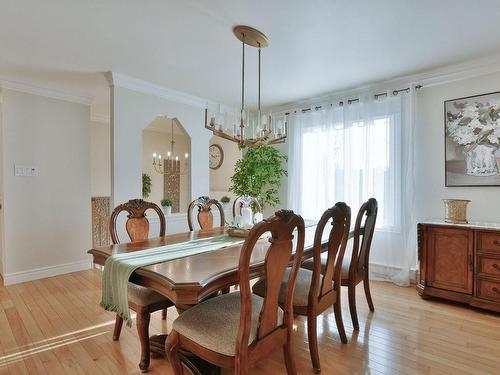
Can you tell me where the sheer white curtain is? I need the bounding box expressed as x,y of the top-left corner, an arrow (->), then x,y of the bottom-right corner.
287,91 -> 416,286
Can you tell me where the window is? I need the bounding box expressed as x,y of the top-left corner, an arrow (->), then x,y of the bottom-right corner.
288,99 -> 401,231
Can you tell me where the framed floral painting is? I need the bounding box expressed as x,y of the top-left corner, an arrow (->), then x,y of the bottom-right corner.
445,91 -> 500,186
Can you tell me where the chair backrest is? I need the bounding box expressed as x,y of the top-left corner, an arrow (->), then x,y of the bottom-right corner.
350,198 -> 378,274
232,195 -> 262,218
237,210 -> 305,356
309,202 -> 351,303
109,199 -> 166,244
187,197 -> 225,231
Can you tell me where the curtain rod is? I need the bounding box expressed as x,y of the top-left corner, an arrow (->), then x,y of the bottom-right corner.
285,85 -> 423,115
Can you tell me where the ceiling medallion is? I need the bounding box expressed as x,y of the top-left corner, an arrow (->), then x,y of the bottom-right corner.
204,25 -> 287,146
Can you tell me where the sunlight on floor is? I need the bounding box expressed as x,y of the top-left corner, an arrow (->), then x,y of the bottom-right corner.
0,320 -> 117,369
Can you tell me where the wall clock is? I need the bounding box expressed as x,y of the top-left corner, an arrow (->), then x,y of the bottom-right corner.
209,144 -> 224,170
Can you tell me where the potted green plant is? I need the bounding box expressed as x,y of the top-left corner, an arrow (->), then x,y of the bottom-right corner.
142,173 -> 152,199
161,198 -> 173,215
229,142 -> 287,209
221,196 -> 231,211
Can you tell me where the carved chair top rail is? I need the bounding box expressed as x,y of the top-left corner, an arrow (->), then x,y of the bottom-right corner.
110,199 -> 166,244
232,195 -> 262,218
187,197 -> 225,231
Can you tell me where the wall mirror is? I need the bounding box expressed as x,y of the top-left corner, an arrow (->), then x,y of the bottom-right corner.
142,116 -> 191,214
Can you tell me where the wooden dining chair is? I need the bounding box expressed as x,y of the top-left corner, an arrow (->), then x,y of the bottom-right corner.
253,202 -> 351,374
109,199 -> 174,373
302,198 -> 377,331
232,195 -> 262,218
187,196 -> 225,231
342,198 -> 378,330
165,210 -> 305,375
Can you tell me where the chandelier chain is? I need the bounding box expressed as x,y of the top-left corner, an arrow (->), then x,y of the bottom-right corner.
204,25 -> 287,146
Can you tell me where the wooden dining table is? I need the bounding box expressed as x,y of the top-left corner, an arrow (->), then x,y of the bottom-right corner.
88,224 -> 321,373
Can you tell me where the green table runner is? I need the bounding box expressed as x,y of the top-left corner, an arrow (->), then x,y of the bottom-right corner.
100,235 -> 244,326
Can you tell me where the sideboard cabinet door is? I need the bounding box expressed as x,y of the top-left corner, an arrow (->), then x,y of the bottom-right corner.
427,227 -> 473,294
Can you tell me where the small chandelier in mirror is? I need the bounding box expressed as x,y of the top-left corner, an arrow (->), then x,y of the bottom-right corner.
152,118 -> 189,176
205,25 -> 287,146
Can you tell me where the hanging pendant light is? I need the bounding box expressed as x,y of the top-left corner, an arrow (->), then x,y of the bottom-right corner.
204,25 -> 287,146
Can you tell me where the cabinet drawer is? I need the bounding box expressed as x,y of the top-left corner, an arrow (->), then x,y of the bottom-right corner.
476,279 -> 500,302
477,232 -> 500,253
477,256 -> 500,277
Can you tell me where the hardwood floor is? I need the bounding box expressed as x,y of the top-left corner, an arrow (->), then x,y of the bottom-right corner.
0,269 -> 499,374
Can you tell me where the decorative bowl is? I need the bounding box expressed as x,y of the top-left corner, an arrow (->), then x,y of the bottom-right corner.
227,227 -> 251,238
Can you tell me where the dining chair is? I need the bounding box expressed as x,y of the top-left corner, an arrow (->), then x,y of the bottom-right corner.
302,198 -> 378,331
232,195 -> 262,218
165,210 -> 305,375
109,199 -> 173,373
187,196 -> 225,231
253,202 -> 351,374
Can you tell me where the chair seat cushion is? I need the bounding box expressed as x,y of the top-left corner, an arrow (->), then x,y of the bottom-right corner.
302,255 -> 350,280
252,268 -> 324,307
173,292 -> 283,357
127,282 -> 169,306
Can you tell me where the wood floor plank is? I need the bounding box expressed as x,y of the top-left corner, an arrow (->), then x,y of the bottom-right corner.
0,270 -> 499,374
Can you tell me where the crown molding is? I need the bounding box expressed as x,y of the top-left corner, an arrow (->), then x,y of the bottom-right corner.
271,53 -> 500,113
409,53 -> 500,88
107,71 -> 213,109
0,78 -> 93,105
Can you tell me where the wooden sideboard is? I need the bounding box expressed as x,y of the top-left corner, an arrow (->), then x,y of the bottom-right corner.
417,221 -> 500,313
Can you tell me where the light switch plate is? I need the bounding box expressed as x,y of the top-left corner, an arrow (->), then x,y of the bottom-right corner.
14,165 -> 38,177
14,165 -> 25,176
26,166 -> 38,177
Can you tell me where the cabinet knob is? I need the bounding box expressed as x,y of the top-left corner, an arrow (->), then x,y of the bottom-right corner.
492,287 -> 500,295
493,263 -> 500,271
493,239 -> 500,246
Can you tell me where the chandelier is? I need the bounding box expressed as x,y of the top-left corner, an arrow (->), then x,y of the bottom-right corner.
152,118 -> 189,176
205,25 -> 287,146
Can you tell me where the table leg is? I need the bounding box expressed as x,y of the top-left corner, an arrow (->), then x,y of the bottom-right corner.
149,334 -> 220,375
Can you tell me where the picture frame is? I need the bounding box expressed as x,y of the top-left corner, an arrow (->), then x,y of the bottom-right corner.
444,90 -> 500,187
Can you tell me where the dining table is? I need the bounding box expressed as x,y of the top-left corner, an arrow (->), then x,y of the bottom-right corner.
88,224 -> 322,374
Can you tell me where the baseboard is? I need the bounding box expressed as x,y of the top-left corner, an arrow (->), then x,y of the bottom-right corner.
369,262 -> 418,284
3,259 -> 92,286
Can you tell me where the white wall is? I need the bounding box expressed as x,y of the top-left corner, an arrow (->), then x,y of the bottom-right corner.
90,121 -> 111,197
209,136 -> 241,201
111,84 -> 211,234
415,71 -> 500,223
1,89 -> 92,284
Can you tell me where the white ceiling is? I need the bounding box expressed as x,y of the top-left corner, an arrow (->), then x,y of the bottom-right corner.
2,0 -> 500,118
